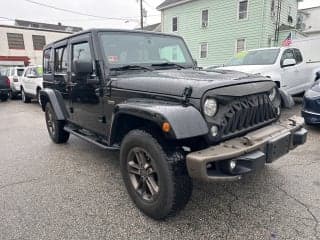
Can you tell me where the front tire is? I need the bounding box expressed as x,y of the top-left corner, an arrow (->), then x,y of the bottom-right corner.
45,103 -> 70,144
120,129 -> 192,220
21,88 -> 31,103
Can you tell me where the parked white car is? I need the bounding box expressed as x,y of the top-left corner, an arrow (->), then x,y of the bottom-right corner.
4,66 -> 25,99
217,47 -> 320,96
21,65 -> 43,104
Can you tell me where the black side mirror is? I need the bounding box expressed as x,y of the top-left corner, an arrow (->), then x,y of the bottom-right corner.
316,72 -> 320,81
73,60 -> 93,76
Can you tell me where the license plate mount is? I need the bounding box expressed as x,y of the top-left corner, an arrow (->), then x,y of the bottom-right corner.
266,133 -> 291,163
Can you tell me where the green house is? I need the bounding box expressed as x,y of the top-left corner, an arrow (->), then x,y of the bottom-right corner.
157,0 -> 304,67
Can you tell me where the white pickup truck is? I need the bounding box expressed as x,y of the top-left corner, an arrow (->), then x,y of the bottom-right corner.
217,45 -> 320,96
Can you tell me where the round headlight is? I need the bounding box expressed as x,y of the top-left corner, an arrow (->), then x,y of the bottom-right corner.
269,87 -> 277,101
204,98 -> 218,117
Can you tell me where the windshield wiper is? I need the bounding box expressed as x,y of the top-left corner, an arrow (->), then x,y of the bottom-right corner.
151,62 -> 186,69
110,65 -> 153,72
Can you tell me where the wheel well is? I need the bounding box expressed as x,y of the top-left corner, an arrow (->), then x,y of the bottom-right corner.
111,114 -> 165,146
111,113 -> 208,151
40,94 -> 49,111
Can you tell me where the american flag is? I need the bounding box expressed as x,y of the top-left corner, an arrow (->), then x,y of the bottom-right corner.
282,32 -> 292,46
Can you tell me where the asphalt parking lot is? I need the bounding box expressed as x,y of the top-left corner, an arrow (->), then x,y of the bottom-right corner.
0,99 -> 319,240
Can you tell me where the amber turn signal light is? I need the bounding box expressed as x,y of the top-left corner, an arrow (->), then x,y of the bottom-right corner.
162,122 -> 171,133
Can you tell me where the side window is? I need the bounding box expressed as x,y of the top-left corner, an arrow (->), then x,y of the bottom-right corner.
54,46 -> 68,74
281,49 -> 294,66
72,42 -> 92,64
293,49 -> 303,64
24,68 -> 30,77
43,48 -> 52,74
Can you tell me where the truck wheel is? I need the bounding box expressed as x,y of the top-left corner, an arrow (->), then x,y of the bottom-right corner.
120,129 -> 192,219
21,88 -> 31,103
45,103 -> 70,144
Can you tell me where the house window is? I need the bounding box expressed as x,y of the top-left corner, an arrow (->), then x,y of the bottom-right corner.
200,43 -> 208,58
7,33 -> 25,49
32,35 -> 46,50
172,17 -> 178,32
238,0 -> 248,20
201,9 -> 209,28
54,46 -> 68,74
236,39 -> 246,53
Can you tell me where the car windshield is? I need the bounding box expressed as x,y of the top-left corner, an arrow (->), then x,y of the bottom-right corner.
226,49 -> 280,66
99,32 -> 194,69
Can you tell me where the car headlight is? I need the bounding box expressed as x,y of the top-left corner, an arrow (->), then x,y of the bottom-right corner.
204,98 -> 218,117
269,87 -> 277,101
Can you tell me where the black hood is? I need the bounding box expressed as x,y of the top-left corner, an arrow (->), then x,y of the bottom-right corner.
111,69 -> 273,99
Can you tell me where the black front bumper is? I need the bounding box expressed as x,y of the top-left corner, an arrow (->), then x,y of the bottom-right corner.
186,116 -> 307,182
0,89 -> 10,97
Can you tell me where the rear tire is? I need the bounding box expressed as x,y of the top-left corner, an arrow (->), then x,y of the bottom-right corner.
45,103 -> 70,144
21,88 -> 31,103
120,129 -> 192,220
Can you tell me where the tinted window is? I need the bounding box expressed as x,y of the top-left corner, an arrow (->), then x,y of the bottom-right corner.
54,46 -> 68,73
43,48 -> 52,74
281,49 -> 295,65
293,49 -> 303,64
72,42 -> 92,63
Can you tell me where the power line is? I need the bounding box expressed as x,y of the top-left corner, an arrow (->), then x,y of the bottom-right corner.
24,0 -> 139,21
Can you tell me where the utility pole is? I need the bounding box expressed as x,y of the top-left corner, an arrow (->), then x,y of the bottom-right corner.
140,0 -> 144,29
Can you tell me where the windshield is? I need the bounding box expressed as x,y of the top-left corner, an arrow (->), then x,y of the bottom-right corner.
226,49 -> 280,66
99,32 -> 194,69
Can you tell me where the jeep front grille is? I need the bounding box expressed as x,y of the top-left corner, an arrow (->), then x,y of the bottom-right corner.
220,94 -> 278,138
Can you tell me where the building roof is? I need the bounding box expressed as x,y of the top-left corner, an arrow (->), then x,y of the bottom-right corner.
157,0 -> 194,10
135,23 -> 161,32
15,19 -> 82,33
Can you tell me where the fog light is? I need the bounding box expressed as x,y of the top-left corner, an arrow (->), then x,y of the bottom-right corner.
211,125 -> 218,137
229,160 -> 237,171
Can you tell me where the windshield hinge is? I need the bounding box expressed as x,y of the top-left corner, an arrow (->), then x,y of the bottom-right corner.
182,86 -> 193,105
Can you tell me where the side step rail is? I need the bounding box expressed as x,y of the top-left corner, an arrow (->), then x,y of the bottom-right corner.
64,126 -> 120,151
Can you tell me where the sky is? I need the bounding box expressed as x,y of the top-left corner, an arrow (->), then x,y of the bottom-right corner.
0,0 -> 319,30
0,0 -> 163,29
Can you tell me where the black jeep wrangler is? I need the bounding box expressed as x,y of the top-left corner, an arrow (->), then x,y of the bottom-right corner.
40,29 -> 307,219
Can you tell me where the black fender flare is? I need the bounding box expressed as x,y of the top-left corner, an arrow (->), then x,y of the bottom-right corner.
40,88 -> 69,120
110,101 -> 209,141
278,88 -> 294,109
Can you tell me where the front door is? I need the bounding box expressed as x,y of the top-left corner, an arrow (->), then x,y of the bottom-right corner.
69,35 -> 106,135
280,48 -> 298,95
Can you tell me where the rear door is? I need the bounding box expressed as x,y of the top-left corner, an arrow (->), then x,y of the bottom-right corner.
69,34 -> 106,135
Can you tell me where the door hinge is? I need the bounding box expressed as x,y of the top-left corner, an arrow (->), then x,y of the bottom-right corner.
70,107 -> 74,113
